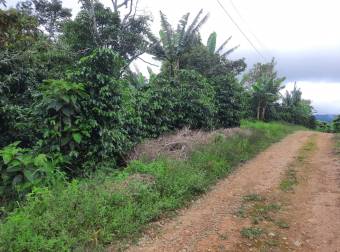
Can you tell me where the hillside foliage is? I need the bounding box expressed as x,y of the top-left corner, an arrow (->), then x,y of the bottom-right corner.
0,0 -> 316,199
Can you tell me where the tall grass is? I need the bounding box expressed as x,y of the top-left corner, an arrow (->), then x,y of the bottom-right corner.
0,121 -> 305,251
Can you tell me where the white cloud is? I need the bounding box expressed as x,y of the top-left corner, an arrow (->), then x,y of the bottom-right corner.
284,81 -> 340,114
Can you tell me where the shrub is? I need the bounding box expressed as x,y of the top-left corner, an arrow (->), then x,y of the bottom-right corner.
212,74 -> 243,128
67,48 -> 141,171
33,80 -> 91,175
172,70 -> 217,130
333,115 -> 340,133
136,83 -> 177,138
139,70 -> 217,137
0,142 -> 64,199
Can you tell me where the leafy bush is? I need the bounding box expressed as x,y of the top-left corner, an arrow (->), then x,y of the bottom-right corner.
333,115 -> 340,133
212,75 -> 243,128
171,70 -> 217,129
316,121 -> 332,133
139,69 -> 217,137
67,48 -> 141,171
137,84 -> 177,138
0,142 -> 63,199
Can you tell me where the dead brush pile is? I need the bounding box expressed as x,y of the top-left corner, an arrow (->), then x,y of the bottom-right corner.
128,127 -> 251,161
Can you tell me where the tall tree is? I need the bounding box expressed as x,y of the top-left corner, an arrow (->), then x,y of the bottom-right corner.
149,10 -> 209,76
280,83 -> 314,126
179,31 -> 245,78
62,1 -> 152,66
243,59 -> 285,120
16,0 -> 72,40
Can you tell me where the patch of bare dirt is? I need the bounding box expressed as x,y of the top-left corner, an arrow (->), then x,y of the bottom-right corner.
124,131 -> 314,252
128,127 -> 248,161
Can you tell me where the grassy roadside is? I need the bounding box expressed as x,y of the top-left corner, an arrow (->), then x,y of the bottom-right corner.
0,121 -> 305,252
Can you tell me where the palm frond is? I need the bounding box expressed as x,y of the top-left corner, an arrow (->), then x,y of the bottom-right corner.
176,13 -> 190,54
145,30 -> 166,60
190,12 -> 209,36
159,11 -> 175,60
216,36 -> 232,54
207,32 -> 217,54
221,45 -> 239,57
185,9 -> 203,36
183,9 -> 208,46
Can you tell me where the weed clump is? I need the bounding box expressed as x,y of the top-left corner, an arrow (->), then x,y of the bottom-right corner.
241,227 -> 264,239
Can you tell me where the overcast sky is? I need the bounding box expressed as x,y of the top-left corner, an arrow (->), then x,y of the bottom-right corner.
6,0 -> 340,114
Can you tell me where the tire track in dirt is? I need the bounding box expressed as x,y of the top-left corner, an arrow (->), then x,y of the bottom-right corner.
125,131 -> 314,252
280,133 -> 340,252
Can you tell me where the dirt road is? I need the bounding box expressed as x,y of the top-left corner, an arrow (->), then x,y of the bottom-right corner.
127,132 -> 340,252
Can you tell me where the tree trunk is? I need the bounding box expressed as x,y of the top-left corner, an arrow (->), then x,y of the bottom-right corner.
256,105 -> 261,120
261,106 -> 266,121
89,0 -> 99,45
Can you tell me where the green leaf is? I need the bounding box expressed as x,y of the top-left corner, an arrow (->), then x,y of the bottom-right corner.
62,107 -> 73,117
207,32 -> 217,54
72,133 -> 82,144
2,153 -> 12,164
34,154 -> 48,167
6,162 -> 22,172
23,170 -> 34,182
47,101 -> 63,112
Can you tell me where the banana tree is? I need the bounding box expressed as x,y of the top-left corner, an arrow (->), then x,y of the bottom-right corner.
252,76 -> 285,120
206,32 -> 239,56
149,9 -> 209,77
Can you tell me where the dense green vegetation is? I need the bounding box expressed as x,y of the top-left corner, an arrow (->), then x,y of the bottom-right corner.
1,0 -> 316,197
0,121 -> 304,251
0,0 -> 317,250
316,115 -> 340,133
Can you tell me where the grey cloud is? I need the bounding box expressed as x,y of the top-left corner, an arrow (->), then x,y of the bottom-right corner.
231,48 -> 340,83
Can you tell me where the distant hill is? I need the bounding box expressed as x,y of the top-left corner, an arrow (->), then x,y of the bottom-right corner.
315,114 -> 337,122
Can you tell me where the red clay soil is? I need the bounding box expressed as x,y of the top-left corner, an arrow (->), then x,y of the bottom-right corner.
123,131 -> 340,252
279,133 -> 340,251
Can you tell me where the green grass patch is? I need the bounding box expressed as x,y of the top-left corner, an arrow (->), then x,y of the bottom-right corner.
280,135 -> 316,192
275,219 -> 289,229
0,121 -> 304,251
240,227 -> 264,239
237,192 -> 283,226
246,201 -> 281,224
242,193 -> 265,202
280,169 -> 298,192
